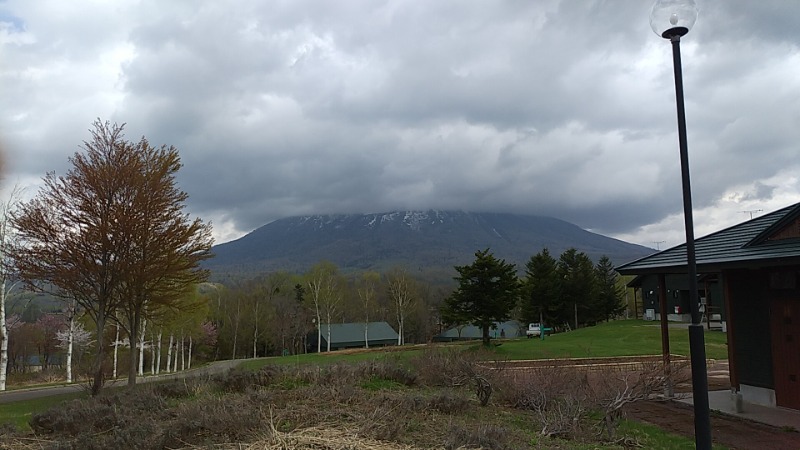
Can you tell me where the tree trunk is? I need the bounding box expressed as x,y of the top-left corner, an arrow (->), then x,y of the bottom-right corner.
253,322 -> 258,359
165,334 -> 173,373
127,311 -> 140,387
66,313 -> 74,383
316,316 -> 321,353
91,313 -> 107,396
137,317 -> 146,377
0,280 -> 7,391
232,320 -> 238,360
173,338 -> 179,372
180,332 -> 185,371
150,332 -> 155,375
482,324 -> 491,347
574,302 -> 578,330
364,322 -> 369,349
188,336 -> 193,369
326,309 -> 332,352
155,331 -> 162,375
113,321 -> 120,379
397,318 -> 404,346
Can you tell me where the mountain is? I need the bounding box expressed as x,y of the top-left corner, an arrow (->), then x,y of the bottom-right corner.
205,211 -> 654,283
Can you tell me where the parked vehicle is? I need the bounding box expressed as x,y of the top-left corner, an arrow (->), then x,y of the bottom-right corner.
525,323 -> 541,338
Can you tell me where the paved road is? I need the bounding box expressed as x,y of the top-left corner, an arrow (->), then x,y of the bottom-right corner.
0,358 -> 246,404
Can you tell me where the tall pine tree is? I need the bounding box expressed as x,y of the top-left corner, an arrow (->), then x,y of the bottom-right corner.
520,248 -> 560,327
594,255 -> 626,321
557,248 -> 599,328
442,249 -> 519,346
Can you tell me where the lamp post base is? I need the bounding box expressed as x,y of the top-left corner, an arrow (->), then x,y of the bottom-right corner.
689,322 -> 712,449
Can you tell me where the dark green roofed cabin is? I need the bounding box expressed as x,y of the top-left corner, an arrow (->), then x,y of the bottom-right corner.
617,201 -> 800,411
313,322 -> 399,351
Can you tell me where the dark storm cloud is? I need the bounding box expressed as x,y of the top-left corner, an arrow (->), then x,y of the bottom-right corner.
1,0 -> 799,247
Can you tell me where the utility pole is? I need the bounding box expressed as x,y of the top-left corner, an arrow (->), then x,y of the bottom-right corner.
652,240 -> 666,251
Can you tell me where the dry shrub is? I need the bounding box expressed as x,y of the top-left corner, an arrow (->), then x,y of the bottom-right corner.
424,392 -> 471,414
255,423 -> 428,450
152,377 -> 213,399
411,346 -> 501,405
490,360 -> 687,441
357,397 -> 416,442
410,347 -> 474,387
357,359 -> 417,386
287,360 -> 416,388
592,360 -> 690,439
26,388 -> 172,449
0,423 -> 17,437
490,366 -> 593,438
30,388 -> 167,435
66,420 -> 167,450
495,366 -> 592,410
214,365 -> 281,392
444,422 -> 512,450
164,394 -> 267,447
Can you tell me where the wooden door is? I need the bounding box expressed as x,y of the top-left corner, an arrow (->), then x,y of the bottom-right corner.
771,298 -> 800,409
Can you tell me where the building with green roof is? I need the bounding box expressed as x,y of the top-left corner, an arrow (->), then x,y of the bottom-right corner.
314,321 -> 399,351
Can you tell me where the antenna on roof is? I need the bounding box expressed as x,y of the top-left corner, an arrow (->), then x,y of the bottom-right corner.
652,240 -> 666,250
739,209 -> 763,220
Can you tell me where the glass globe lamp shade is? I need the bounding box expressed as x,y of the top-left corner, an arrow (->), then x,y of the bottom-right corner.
650,0 -> 698,38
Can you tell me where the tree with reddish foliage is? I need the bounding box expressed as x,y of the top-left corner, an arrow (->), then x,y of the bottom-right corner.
114,134 -> 212,387
34,314 -> 65,371
12,120 -> 212,394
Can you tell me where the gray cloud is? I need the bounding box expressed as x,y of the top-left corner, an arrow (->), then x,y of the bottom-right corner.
1,0 -> 799,247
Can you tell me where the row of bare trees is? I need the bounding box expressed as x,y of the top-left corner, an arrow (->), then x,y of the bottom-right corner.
209,263 -> 450,358
0,120 -> 213,395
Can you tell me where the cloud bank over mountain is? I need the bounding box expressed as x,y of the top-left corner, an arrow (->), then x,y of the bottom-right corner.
2,1 -> 799,249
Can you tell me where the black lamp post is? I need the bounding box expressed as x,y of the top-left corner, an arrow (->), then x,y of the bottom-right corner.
649,0 -> 711,448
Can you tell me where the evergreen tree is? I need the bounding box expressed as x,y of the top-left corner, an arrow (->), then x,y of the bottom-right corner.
557,248 -> 599,328
520,248 -> 560,327
442,249 -> 519,346
594,255 -> 626,321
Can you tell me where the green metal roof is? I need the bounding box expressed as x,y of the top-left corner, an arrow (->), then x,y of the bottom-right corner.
617,202 -> 800,275
322,321 -> 399,345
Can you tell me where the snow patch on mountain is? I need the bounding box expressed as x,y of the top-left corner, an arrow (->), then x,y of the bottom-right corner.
295,211 -> 452,232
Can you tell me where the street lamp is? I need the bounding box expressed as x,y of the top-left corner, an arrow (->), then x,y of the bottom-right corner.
649,1 -> 711,449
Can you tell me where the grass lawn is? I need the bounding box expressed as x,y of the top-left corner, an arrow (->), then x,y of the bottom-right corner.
494,319 -> 729,361
240,319 -> 728,371
0,392 -> 86,430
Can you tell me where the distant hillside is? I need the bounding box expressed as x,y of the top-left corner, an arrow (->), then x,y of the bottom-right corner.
205,211 -> 654,283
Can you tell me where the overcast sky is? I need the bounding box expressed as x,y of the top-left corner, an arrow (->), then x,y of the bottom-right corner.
1,1 -> 799,251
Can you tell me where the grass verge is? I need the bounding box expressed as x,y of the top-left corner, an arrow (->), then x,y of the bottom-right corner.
0,392 -> 86,431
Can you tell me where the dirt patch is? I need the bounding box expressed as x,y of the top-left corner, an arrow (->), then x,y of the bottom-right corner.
627,400 -> 800,450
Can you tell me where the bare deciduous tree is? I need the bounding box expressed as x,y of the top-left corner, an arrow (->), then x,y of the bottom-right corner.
356,271 -> 380,348
305,262 -> 341,352
0,185 -> 22,391
387,267 -> 416,346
